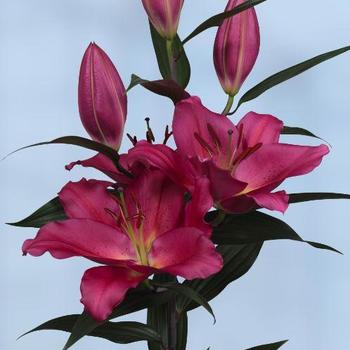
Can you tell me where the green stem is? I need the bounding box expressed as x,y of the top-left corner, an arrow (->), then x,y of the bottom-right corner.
168,296 -> 177,350
166,39 -> 176,80
222,95 -> 235,115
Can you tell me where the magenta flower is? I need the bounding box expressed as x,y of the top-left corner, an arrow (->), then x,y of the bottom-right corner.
23,170 -> 222,321
141,0 -> 184,39
173,97 -> 329,213
214,0 -> 260,96
66,141 -> 214,235
79,43 -> 127,150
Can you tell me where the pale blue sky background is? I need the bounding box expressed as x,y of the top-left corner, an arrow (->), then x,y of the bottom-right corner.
1,1 -> 350,349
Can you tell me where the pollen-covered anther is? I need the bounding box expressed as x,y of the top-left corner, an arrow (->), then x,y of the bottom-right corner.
145,117 -> 155,143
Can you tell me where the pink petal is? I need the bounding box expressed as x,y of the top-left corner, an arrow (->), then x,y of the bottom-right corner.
219,195 -> 257,214
249,190 -> 289,213
58,179 -> 118,226
22,219 -> 136,264
124,169 -> 185,244
149,228 -> 223,280
173,96 -> 237,162
237,112 -> 283,147
65,153 -> 131,184
208,161 -> 247,201
80,266 -> 148,321
235,143 -> 329,191
126,141 -> 195,189
184,177 -> 213,237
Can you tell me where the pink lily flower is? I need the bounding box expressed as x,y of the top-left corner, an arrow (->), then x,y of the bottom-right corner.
79,43 -> 127,150
22,170 -> 222,321
214,0 -> 260,96
141,0 -> 184,40
66,141 -> 213,235
173,97 -> 329,213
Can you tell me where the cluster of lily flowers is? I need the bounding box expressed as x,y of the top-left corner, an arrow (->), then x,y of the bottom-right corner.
22,0 -> 329,322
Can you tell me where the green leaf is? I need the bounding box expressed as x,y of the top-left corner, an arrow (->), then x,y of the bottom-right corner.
127,74 -> 190,103
147,274 -> 176,350
152,282 -> 216,323
281,126 -> 328,144
8,197 -> 66,228
22,319 -> 161,345
182,0 -> 267,45
178,243 -> 263,312
176,312 -> 188,350
289,192 -> 350,204
212,211 -> 341,254
232,45 -> 350,113
150,23 -> 190,89
63,286 -> 173,349
5,135 -> 132,178
147,275 -> 188,350
244,340 -> 288,350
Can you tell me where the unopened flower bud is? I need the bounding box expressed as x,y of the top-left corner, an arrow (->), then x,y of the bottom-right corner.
214,0 -> 260,96
78,43 -> 127,150
141,0 -> 184,40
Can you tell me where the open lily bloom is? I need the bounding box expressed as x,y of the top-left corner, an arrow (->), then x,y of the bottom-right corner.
22,169 -> 222,321
173,96 -> 329,213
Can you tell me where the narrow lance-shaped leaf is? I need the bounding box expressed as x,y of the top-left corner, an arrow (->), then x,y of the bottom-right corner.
231,45 -> 350,113
147,274 -> 176,350
150,23 -> 191,89
282,126 -> 328,144
182,0 -> 267,44
63,286 -> 173,350
21,320 -> 162,346
212,211 -> 341,254
177,243 -> 263,312
244,340 -> 288,350
8,197 -> 66,228
151,281 -> 216,323
127,74 -> 190,104
289,192 -> 350,204
4,136 -> 132,177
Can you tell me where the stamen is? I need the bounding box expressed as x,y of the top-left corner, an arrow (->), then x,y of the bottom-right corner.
207,123 -> 222,149
237,124 -> 244,150
232,142 -> 263,168
127,133 -> 138,146
145,117 -> 155,143
163,125 -> 173,145
194,132 -> 214,156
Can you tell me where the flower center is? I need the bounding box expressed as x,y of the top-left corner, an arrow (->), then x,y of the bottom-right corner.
112,189 -> 149,266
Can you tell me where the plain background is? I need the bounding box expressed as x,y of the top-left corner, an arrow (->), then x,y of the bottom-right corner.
1,1 -> 350,349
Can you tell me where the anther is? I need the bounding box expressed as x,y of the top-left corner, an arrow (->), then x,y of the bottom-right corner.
163,125 -> 173,145
194,132 -> 214,156
145,117 -> 155,143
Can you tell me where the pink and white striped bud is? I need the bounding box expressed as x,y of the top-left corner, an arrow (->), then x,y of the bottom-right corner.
78,43 -> 127,150
141,0 -> 184,40
214,0 -> 260,96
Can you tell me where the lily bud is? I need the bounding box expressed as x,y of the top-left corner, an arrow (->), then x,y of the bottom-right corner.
141,0 -> 184,40
78,43 -> 127,150
213,0 -> 260,96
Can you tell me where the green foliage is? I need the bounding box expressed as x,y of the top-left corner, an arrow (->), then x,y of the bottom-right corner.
150,23 -> 190,88
231,45 -> 350,113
